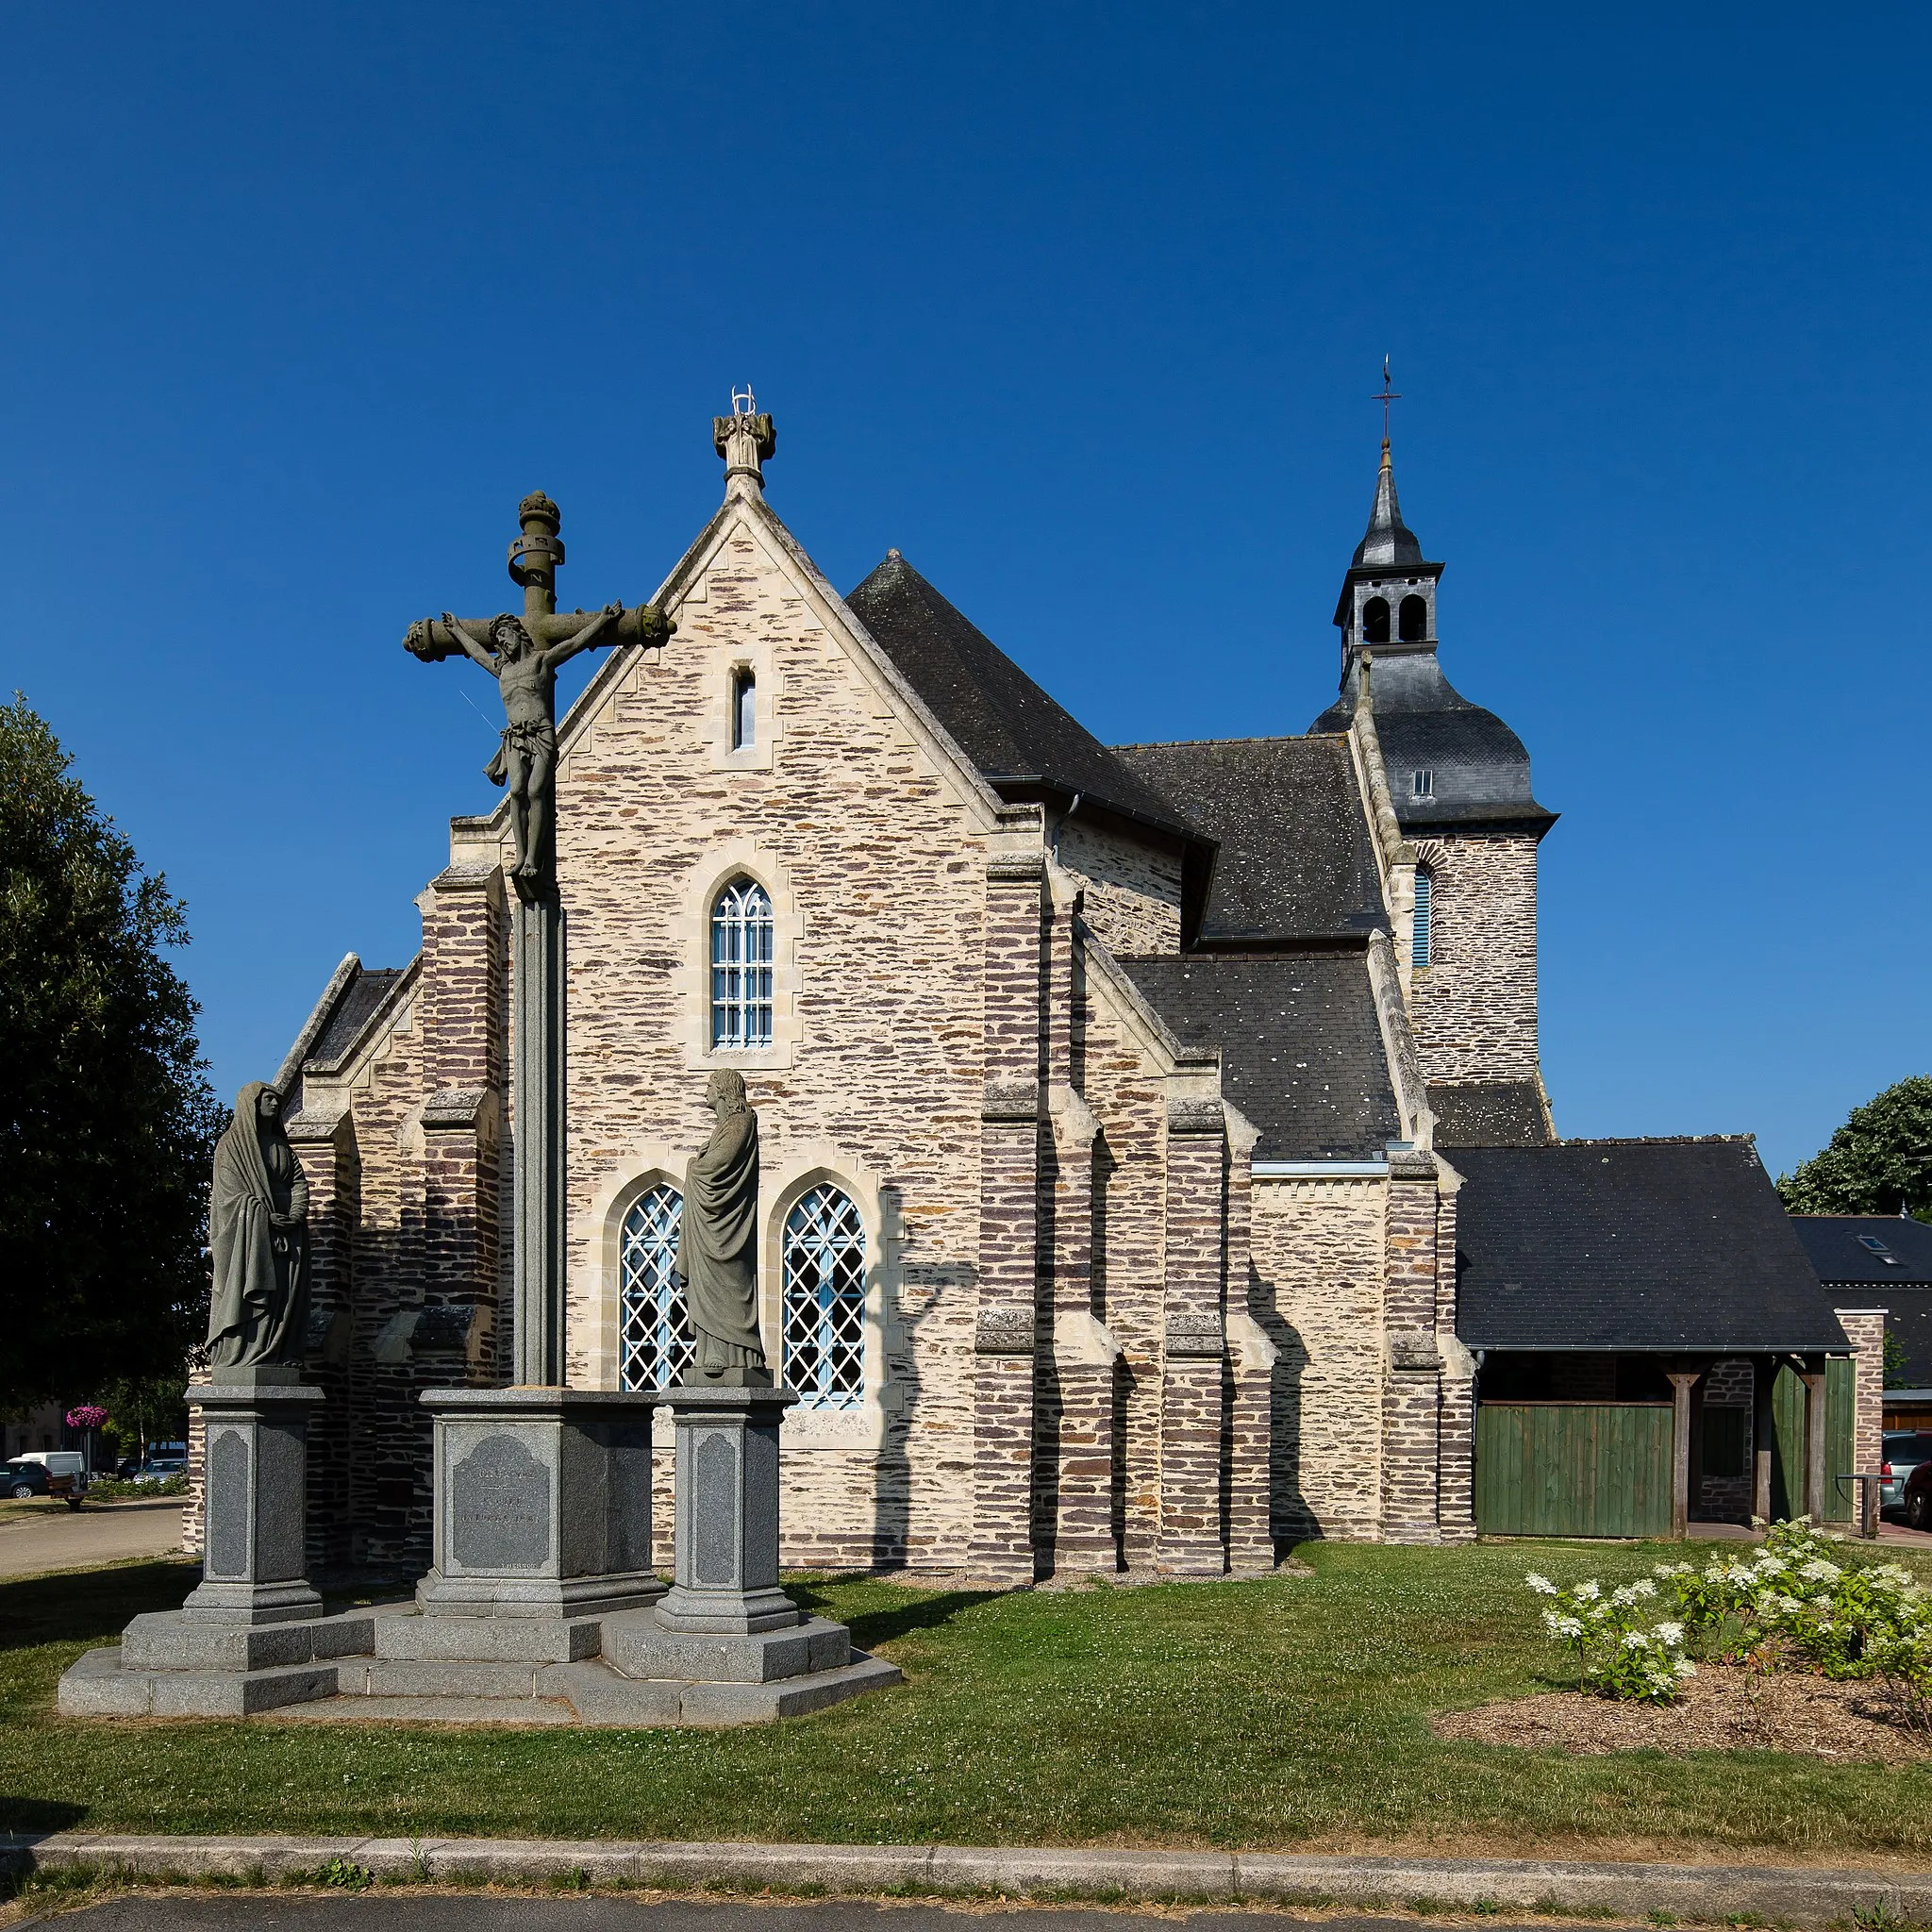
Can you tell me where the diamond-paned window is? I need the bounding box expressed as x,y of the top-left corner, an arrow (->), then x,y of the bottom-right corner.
619,1183 -> 691,1390
781,1184 -> 867,1411
710,877 -> 774,1049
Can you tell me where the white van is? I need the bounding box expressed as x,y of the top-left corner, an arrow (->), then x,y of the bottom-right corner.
16,1451 -> 88,1494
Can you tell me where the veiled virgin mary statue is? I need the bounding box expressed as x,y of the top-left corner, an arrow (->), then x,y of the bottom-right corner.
674,1071 -> 773,1386
206,1082 -> 310,1370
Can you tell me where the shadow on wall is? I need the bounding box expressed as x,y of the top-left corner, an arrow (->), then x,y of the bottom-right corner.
1251,1261 -> 1316,1549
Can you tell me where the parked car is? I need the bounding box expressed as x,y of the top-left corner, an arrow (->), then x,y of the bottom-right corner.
136,1455 -> 189,1484
1882,1431 -> 1932,1518
3,1459 -> 83,1508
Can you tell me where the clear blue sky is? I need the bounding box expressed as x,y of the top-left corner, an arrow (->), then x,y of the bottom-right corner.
3,3 -> 1925,1179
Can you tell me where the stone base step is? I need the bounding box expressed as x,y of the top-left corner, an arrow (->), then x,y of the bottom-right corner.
253,1652 -> 905,1726
271,1695 -> 580,1725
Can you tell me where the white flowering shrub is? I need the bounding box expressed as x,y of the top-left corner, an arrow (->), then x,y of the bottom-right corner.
1524,1572 -> 1697,1702
1651,1519 -> 1928,1682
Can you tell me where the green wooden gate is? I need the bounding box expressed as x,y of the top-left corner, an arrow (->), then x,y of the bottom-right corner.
1474,1402 -> 1674,1538
1768,1358 -> 1857,1524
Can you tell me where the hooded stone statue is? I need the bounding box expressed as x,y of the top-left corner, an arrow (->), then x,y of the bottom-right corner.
674,1070 -> 772,1386
206,1082 -> 310,1371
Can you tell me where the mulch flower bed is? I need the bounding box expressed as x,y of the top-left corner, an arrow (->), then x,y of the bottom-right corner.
1435,1663 -> 1932,1761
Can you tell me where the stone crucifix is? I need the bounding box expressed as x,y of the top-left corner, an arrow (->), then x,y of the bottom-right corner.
403,491 -> 674,901
402,491 -> 674,1384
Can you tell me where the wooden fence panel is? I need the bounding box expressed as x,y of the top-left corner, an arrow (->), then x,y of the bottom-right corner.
1474,1403 -> 1673,1539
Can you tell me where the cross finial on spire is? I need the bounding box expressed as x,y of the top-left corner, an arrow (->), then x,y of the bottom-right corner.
1373,356 -> 1402,444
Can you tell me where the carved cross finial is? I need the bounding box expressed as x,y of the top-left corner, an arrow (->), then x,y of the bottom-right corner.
713,390 -> 776,499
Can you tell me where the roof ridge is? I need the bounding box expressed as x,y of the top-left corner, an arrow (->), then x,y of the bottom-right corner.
1549,1134 -> 1758,1147
1114,733 -> 1344,751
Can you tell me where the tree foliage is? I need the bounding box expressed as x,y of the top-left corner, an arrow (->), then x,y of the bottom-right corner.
0,696 -> 222,1409
1777,1076 -> 1932,1224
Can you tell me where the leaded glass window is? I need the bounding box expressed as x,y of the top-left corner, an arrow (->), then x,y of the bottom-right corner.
710,877 -> 774,1049
781,1184 -> 867,1411
618,1183 -> 691,1390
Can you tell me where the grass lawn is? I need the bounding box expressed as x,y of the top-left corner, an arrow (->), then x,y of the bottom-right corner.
6,1541 -> 1932,1859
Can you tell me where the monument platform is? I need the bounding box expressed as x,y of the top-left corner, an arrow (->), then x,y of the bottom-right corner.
57,1601 -> 901,1726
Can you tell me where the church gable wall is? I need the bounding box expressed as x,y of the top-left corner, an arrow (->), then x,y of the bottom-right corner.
1250,1175 -> 1386,1541
552,517 -> 995,1571
1408,831 -> 1540,1086
1056,815 -> 1183,956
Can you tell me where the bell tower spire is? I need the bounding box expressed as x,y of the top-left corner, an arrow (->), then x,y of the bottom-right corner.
1331,374 -> 1442,682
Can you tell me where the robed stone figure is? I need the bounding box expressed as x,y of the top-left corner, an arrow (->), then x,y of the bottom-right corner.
207,1082 -> 310,1371
674,1071 -> 773,1386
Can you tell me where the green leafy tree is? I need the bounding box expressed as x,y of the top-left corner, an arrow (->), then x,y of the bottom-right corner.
0,696 -> 222,1409
1777,1076 -> 1932,1224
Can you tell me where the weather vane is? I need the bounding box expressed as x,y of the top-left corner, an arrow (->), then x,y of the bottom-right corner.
1373,356 -> 1401,441
731,384 -> 758,417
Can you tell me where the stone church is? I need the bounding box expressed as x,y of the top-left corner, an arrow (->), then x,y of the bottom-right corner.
241,408 -> 1565,1580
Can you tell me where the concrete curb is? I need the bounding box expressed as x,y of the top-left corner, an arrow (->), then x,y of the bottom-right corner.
1,1833 -> 1929,1924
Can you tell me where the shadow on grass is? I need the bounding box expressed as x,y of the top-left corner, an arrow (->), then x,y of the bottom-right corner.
0,1560 -> 199,1655
0,1794 -> 87,1837
841,1590 -> 1005,1651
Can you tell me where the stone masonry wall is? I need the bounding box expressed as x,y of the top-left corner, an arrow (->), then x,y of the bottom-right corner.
1056,816 -> 1183,956
1837,1310 -> 1887,1492
1408,831 -> 1541,1085
1074,955 -> 1174,1569
1249,1176 -> 1386,1541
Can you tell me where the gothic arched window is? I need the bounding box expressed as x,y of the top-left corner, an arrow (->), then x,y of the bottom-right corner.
781,1184 -> 867,1411
619,1183 -> 691,1389
1411,867 -> 1434,969
1399,593 -> 1428,642
1362,596 -> 1391,644
710,877 -> 774,1049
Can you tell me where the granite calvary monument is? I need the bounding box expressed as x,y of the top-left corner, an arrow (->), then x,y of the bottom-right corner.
207,1082 -> 310,1370
58,435 -> 898,1721
675,1070 -> 773,1386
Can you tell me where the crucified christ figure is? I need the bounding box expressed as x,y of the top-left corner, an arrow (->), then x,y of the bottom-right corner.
408,604 -> 624,890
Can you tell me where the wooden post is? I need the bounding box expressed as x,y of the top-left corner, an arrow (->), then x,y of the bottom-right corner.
1863,1474 -> 1881,1540
1667,1372 -> 1700,1541
1800,1359 -> 1828,1523
1752,1354 -> 1776,1525
1686,1368 -> 1708,1526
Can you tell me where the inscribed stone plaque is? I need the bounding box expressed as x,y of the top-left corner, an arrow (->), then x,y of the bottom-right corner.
692,1430 -> 739,1587
206,1428 -> 251,1579
449,1432 -> 552,1573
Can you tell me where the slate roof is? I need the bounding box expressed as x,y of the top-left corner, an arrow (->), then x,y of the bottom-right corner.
1116,951 -> 1401,1161
1790,1216 -> 1932,1287
845,552 -> 1191,837
1112,737 -> 1387,943
306,965 -> 408,1069
1455,1139 -> 1851,1354
1430,1081 -> 1552,1148
1311,650 -> 1554,832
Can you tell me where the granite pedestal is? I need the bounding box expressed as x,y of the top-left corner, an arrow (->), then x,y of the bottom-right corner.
180,1368 -> 325,1625
414,1388 -> 664,1638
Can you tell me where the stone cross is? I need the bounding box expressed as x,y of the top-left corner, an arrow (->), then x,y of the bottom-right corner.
402,493 -> 675,1385
403,491 -> 674,902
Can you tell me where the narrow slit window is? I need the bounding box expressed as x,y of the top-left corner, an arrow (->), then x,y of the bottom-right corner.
710,877 -> 774,1048
730,667 -> 756,750
1411,867 -> 1433,968
1411,768 -> 1434,799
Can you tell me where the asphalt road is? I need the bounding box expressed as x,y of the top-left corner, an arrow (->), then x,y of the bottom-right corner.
16,1902 -> 1568,1931
0,1499 -> 185,1579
